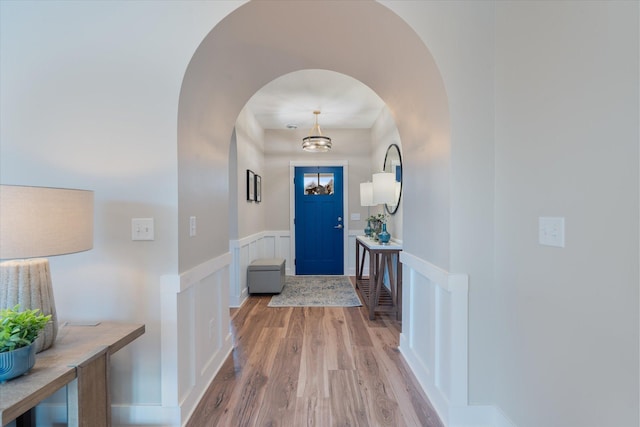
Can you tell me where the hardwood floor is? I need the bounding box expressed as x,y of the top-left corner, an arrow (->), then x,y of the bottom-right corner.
186,288 -> 443,427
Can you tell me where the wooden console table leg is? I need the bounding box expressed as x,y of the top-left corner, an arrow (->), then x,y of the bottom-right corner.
68,346 -> 110,427
358,249 -> 367,283
372,253 -> 387,321
15,409 -> 35,427
397,258 -> 403,321
385,254 -> 397,318
368,249 -> 376,320
355,240 -> 360,284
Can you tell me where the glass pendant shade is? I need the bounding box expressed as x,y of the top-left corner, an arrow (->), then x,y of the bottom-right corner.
302,111 -> 332,152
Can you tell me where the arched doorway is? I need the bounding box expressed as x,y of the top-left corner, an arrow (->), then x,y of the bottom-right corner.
178,0 -> 450,272
172,1 -> 453,423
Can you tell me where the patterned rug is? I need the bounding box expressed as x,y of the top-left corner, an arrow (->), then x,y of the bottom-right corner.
268,275 -> 362,307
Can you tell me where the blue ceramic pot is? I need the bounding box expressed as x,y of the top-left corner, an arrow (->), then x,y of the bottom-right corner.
0,343 -> 36,382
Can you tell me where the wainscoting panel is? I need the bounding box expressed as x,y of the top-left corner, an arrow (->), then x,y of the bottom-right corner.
160,252 -> 233,426
399,251 -> 469,427
347,232 -> 360,276
398,253 -> 511,427
229,231 -> 292,308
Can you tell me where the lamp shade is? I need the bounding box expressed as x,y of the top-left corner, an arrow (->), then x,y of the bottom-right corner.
360,182 -> 375,207
372,172 -> 396,205
0,185 -> 94,260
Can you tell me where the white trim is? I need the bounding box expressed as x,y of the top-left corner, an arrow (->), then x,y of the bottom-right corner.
160,254 -> 233,425
400,250 -> 451,291
178,252 -> 233,292
449,405 -> 517,427
112,405 -> 181,426
398,253 -> 514,427
160,273 -> 181,407
289,160 -> 349,275
229,230 -> 293,307
398,251 -> 469,426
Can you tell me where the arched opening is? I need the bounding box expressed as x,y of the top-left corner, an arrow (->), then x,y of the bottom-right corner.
178,0 -> 450,272
233,68 -> 393,280
173,1 -> 453,423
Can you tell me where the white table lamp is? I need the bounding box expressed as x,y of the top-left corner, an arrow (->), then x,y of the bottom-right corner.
372,172 -> 396,205
0,185 -> 94,352
360,182 -> 374,207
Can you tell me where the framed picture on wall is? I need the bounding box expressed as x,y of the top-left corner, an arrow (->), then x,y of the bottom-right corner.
247,169 -> 255,201
255,174 -> 261,203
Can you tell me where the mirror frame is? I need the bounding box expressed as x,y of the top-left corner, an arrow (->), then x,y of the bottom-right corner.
383,143 -> 402,215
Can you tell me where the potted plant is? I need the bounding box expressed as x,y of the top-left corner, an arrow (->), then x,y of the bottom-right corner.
0,305 -> 51,382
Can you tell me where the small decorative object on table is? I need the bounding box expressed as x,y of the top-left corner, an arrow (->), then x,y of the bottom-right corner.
378,223 -> 391,244
366,213 -> 389,242
0,305 -> 51,382
364,220 -> 372,237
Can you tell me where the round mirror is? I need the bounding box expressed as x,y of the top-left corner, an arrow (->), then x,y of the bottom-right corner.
383,143 -> 402,215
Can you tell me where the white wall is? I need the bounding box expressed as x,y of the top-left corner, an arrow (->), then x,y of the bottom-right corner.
493,2 -> 639,426
264,128 -> 374,232
235,107 -> 266,239
2,1 -> 637,427
371,107 -> 403,241
0,0 -> 242,424
383,0 -> 496,408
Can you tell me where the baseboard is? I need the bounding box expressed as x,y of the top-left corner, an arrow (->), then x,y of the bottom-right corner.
399,333 -> 449,423
230,287 -> 249,308
401,332 -> 515,427
113,404 -> 181,426
181,332 -> 233,426
491,407 -> 517,427
34,403 -> 181,427
449,405 -> 516,427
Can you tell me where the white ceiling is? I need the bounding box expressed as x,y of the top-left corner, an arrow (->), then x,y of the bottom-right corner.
244,69 -> 386,131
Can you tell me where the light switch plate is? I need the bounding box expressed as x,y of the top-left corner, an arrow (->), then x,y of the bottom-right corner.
132,218 -> 154,241
189,216 -> 197,237
539,217 -> 565,247
351,213 -> 361,221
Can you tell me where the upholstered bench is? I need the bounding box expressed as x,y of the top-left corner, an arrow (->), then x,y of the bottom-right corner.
247,258 -> 286,294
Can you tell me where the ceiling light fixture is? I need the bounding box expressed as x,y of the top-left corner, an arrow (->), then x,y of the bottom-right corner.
302,111 -> 332,152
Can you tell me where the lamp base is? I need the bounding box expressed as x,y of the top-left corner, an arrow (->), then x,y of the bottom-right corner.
0,258 -> 58,353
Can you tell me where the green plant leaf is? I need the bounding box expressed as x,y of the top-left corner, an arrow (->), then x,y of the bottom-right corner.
0,305 -> 51,353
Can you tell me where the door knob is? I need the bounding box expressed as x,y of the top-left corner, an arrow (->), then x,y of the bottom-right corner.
334,224 -> 343,229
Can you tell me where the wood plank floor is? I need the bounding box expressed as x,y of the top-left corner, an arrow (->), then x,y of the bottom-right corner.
186,287 -> 444,427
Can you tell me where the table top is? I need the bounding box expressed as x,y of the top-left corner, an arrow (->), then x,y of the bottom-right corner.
356,235 -> 403,251
1,321 -> 145,425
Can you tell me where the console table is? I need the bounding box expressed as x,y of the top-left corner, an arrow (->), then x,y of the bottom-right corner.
1,322 -> 145,427
355,236 -> 402,320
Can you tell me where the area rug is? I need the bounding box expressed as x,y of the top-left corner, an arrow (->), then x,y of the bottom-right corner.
268,275 -> 362,307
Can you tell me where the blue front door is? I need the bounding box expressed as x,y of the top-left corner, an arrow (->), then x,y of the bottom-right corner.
294,166 -> 344,275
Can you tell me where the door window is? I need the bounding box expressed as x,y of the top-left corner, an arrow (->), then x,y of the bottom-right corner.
303,172 -> 334,195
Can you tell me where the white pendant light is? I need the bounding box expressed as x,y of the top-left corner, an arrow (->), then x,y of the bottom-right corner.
302,111 -> 332,152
